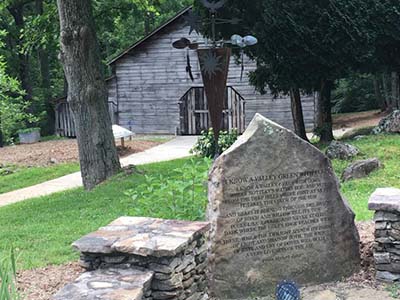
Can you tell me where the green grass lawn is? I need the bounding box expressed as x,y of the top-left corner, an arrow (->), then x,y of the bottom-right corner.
331,134 -> 400,221
0,163 -> 80,194
0,134 -> 398,270
0,158 -> 209,270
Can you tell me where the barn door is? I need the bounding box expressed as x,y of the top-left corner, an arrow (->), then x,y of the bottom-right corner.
179,87 -> 245,135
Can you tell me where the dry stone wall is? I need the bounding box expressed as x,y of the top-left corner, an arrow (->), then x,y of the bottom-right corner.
369,188 -> 400,282
54,217 -> 209,300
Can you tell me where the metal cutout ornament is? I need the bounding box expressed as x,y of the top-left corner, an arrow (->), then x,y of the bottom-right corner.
198,48 -> 231,143
172,2 -> 258,155
199,50 -> 223,79
200,0 -> 226,13
183,10 -> 202,35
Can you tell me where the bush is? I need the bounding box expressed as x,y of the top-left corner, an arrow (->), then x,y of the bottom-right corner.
125,158 -> 211,221
17,127 -> 41,134
190,128 -> 239,158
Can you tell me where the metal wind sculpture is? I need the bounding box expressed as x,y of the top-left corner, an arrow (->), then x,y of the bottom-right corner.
172,0 -> 258,154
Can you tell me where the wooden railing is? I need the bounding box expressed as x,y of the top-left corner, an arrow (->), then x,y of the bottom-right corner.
179,86 -> 246,135
55,101 -> 118,137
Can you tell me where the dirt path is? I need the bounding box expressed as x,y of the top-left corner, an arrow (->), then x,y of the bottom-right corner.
333,110 -> 387,130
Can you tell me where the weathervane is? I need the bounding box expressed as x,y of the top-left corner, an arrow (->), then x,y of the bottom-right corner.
172,0 -> 258,155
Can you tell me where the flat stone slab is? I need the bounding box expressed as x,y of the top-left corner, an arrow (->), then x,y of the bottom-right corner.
368,188 -> 400,212
73,217 -> 210,257
53,268 -> 153,300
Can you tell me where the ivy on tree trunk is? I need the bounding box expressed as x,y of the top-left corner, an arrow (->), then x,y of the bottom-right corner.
57,0 -> 121,190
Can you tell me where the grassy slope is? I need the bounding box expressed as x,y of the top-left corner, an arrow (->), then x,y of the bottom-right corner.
0,163 -> 80,194
0,158 -> 208,270
332,134 -> 400,221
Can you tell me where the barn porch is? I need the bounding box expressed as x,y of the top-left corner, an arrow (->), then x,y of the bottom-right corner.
178,86 -> 246,135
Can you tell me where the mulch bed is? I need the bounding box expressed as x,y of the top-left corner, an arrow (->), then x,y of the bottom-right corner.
17,262 -> 84,300
0,139 -> 162,167
16,221 -> 378,300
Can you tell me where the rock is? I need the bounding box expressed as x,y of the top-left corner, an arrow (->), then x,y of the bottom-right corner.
342,158 -> 382,181
325,141 -> 359,160
376,271 -> 400,282
151,272 -> 183,291
376,262 -> 400,272
73,217 -> 209,257
374,252 -> 391,264
152,290 -> 181,300
53,268 -> 153,300
373,110 -> 400,134
368,188 -> 400,212
207,114 -> 360,300
374,211 -> 400,221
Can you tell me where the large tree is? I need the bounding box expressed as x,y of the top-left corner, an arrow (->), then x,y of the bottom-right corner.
56,0 -> 121,190
201,0 -> 373,142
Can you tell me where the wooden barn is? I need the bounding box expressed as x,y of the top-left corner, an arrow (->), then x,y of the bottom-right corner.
55,7 -> 316,137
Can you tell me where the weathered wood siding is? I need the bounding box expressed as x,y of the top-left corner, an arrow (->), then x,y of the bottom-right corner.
111,17 -> 315,134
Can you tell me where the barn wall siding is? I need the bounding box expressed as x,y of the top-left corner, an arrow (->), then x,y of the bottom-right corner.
111,17 -> 315,134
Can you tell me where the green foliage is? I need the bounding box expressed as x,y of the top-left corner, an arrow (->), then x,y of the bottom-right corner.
386,283 -> 400,299
0,0 -> 192,137
0,247 -> 19,300
0,30 -> 38,144
332,74 -> 380,113
199,0 -> 373,94
125,158 -> 211,220
16,127 -> 40,134
0,158 -> 209,269
191,128 -> 239,158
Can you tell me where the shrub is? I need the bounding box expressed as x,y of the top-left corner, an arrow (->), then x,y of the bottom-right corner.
125,158 -> 211,221
17,128 -> 41,135
191,128 -> 239,158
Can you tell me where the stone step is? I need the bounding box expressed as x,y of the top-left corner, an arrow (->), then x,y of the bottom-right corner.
53,268 -> 153,300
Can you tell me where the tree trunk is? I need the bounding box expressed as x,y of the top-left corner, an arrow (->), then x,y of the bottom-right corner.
57,0 -> 121,190
316,79 -> 334,143
290,88 -> 310,142
382,73 -> 391,112
36,0 -> 55,135
373,75 -> 386,112
391,71 -> 399,110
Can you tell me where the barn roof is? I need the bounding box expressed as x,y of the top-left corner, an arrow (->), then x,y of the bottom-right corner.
107,6 -> 192,66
